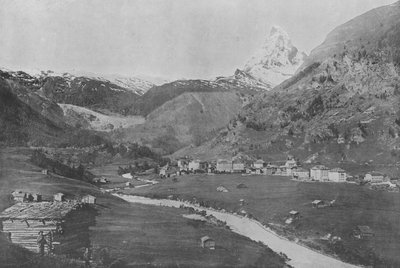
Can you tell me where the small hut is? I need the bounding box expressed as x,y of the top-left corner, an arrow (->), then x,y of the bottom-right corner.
81,195 -> 96,204
32,194 -> 42,202
12,191 -> 28,202
200,236 -> 215,250
312,200 -> 324,208
53,193 -> 65,202
0,202 -> 97,254
354,225 -> 374,239
41,169 -> 49,175
289,210 -> 300,219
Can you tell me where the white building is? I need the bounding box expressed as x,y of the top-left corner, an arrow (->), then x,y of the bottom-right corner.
216,159 -> 233,173
328,168 -> 347,182
285,159 -> 297,169
310,165 -> 329,181
364,172 -> 385,183
253,159 -> 265,169
188,160 -> 201,171
293,167 -> 310,179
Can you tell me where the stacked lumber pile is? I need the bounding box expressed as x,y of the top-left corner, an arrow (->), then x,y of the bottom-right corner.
0,202 -> 96,254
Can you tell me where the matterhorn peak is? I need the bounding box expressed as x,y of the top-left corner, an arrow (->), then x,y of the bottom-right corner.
241,25 -> 307,89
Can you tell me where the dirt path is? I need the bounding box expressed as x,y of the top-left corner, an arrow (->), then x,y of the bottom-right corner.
114,194 -> 360,268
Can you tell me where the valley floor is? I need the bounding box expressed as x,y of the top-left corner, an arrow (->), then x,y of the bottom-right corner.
123,173 -> 400,267
0,147 -> 286,267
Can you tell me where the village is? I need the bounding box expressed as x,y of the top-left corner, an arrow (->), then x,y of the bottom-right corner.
1,149 -> 400,267
158,156 -> 400,191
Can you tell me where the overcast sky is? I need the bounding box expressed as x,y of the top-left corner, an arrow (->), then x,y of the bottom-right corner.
0,0 -> 396,79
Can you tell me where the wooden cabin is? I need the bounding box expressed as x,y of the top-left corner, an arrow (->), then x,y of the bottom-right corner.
54,193 -> 65,202
354,225 -> 374,239
12,191 -> 28,202
200,236 -> 215,250
312,200 -> 324,208
289,210 -> 300,219
31,194 -> 42,202
0,202 -> 96,255
81,195 -> 96,204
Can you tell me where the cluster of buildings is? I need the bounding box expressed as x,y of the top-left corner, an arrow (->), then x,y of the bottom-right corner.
11,190 -> 96,204
166,157 -> 400,189
171,157 -> 350,183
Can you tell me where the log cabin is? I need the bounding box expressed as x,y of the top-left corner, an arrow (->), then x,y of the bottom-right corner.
0,201 -> 96,255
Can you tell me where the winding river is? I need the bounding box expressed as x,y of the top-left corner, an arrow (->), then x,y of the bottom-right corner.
114,194 -> 360,268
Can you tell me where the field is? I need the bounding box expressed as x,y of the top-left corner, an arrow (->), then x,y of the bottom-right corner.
0,148 -> 286,267
127,173 -> 400,267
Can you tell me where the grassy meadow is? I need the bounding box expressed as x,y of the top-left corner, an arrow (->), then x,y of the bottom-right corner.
127,173 -> 400,267
0,147 -> 286,267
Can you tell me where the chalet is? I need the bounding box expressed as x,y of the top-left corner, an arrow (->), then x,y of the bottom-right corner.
289,210 -> 300,219
53,193 -> 65,202
265,165 -> 278,175
312,200 -> 324,208
216,159 -> 232,173
354,225 -> 374,239
159,167 -> 167,177
41,169 -> 49,175
188,160 -> 207,171
0,202 -> 96,254
12,191 -> 28,202
285,159 -> 297,169
253,159 -> 265,169
310,165 -> 329,181
328,168 -> 347,182
200,236 -> 215,250
125,181 -> 133,187
32,194 -> 42,202
286,166 -> 297,176
81,194 -> 96,204
364,172 -> 385,183
278,166 -> 287,176
293,168 -> 310,179
177,158 -> 190,170
232,160 -> 245,173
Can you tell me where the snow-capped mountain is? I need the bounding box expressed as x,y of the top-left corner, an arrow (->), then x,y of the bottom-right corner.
242,25 -> 307,89
39,70 -> 158,96
2,68 -> 165,95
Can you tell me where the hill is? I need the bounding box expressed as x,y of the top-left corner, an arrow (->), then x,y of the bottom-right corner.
115,91 -> 244,154
0,78 -> 65,146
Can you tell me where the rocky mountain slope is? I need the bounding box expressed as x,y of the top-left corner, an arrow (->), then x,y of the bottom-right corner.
0,69 -> 154,115
241,26 -> 306,90
113,90 -> 244,154
0,73 -> 110,148
0,78 -> 64,146
179,2 -> 400,172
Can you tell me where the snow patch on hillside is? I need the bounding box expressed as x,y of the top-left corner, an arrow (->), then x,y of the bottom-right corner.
59,103 -> 145,131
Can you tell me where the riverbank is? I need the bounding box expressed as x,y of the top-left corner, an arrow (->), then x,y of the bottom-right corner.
115,193 -> 360,268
